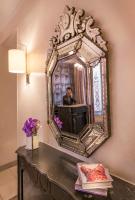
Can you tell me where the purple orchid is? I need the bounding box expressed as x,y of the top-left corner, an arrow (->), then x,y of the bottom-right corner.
22,117 -> 40,137
54,115 -> 63,129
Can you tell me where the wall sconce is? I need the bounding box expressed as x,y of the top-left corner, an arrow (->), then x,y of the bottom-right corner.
8,49 -> 30,84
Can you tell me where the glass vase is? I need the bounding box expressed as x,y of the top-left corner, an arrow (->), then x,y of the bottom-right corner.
25,134 -> 39,150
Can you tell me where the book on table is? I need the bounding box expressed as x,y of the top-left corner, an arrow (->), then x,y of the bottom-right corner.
75,177 -> 108,197
77,163 -> 113,190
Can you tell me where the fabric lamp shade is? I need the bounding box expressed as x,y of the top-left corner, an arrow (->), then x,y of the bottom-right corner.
8,49 -> 26,73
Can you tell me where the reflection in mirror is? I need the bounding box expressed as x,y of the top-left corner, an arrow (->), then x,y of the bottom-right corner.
93,62 -> 103,127
92,59 -> 108,133
46,6 -> 110,156
52,55 -> 88,136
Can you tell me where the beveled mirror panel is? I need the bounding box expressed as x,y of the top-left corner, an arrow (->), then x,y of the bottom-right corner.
46,6 -> 110,156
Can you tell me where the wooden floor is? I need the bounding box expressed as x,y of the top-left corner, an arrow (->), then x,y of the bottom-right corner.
0,166 -> 17,200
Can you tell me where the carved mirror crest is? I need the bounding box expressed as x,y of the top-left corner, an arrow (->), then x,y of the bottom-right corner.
46,6 -> 111,157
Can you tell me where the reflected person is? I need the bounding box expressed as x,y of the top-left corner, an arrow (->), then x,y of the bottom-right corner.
63,87 -> 76,105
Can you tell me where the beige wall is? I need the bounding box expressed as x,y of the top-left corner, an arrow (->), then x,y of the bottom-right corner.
16,0 -> 135,184
0,45 -> 17,166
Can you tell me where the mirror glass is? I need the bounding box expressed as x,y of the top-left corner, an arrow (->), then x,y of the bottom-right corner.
92,62 -> 105,128
52,55 -> 88,136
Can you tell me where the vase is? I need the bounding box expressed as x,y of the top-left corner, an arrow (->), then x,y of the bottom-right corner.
25,134 -> 39,150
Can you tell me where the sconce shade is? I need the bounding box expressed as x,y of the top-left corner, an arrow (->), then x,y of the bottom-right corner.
8,49 -> 26,73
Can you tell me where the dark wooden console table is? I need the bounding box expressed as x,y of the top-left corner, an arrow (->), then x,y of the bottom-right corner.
16,143 -> 135,200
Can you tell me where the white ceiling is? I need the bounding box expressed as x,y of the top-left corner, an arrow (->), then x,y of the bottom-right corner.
0,0 -> 135,48
0,0 -> 21,24
0,0 -> 34,45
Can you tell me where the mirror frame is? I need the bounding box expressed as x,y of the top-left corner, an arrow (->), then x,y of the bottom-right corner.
46,6 -> 111,157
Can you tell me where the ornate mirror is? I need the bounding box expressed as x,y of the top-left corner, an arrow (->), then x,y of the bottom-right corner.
46,6 -> 110,157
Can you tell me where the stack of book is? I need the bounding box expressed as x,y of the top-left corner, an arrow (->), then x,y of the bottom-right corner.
75,163 -> 113,197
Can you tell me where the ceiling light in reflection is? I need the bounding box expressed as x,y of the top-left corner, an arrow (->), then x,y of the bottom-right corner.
74,63 -> 83,70
79,56 -> 86,63
69,51 -> 74,55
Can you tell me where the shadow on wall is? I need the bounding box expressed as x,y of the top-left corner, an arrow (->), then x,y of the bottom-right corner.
0,43 -> 17,166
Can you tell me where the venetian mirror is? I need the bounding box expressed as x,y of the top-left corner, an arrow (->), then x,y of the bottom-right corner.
46,6 -> 111,157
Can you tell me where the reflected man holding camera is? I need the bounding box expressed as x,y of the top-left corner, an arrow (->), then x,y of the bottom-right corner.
63,87 -> 76,105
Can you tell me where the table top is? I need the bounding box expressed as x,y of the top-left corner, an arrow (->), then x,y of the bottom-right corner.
17,143 -> 135,200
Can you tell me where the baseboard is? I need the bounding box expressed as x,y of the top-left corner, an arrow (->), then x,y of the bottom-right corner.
9,196 -> 17,200
111,172 -> 135,186
0,160 -> 17,172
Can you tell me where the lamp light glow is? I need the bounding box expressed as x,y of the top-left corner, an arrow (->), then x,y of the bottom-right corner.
8,49 -> 26,73
74,63 -> 83,70
68,51 -> 74,55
